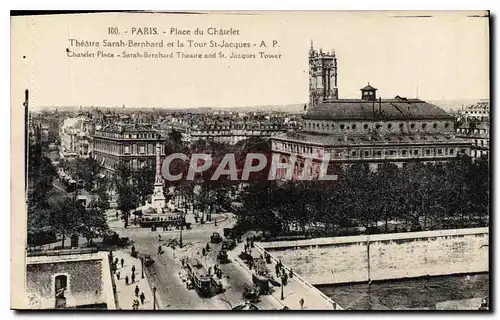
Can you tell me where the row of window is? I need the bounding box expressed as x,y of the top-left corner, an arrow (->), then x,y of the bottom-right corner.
95,131 -> 160,140
273,143 -> 315,155
303,120 -> 451,133
335,147 -> 465,159
475,139 -> 489,147
274,145 -> 467,159
191,130 -> 279,135
457,128 -> 488,135
94,141 -> 160,155
96,154 -> 154,170
464,110 -> 488,115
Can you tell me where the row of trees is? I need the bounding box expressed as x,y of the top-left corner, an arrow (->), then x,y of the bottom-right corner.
27,137 -> 111,248
238,155 -> 489,237
161,133 -> 271,221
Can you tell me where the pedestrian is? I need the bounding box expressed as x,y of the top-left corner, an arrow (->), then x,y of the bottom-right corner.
131,272 -> 135,283
206,243 -> 210,251
121,258 -> 124,268
299,298 -> 305,310
208,267 -> 212,275
158,245 -> 162,254
116,271 -> 120,280
158,234 -> 162,242
125,275 -> 129,285
275,264 -> 280,277
132,265 -> 136,275
202,248 -> 206,256
135,285 -> 139,297
140,292 -> 145,305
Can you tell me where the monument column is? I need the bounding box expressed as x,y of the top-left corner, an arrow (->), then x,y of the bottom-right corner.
152,143 -> 166,213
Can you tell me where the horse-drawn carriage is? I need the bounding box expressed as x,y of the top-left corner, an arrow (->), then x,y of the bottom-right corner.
217,249 -> 229,263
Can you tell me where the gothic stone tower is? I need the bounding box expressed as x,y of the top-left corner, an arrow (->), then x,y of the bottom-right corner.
308,41 -> 338,108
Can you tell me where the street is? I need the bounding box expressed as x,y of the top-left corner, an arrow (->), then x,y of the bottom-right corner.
107,209 -> 282,310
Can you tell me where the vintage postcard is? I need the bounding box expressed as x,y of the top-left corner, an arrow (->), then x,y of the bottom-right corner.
11,11 -> 490,311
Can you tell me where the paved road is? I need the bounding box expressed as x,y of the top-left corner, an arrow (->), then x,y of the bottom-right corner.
107,210 -> 279,310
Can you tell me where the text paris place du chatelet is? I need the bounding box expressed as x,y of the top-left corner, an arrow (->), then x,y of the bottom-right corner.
65,26 -> 282,60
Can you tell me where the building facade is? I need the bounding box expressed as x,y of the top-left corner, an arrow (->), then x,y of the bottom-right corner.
59,117 -> 92,159
92,123 -> 166,171
271,44 -> 471,177
460,100 -> 489,121
189,122 -> 293,145
456,101 -> 490,159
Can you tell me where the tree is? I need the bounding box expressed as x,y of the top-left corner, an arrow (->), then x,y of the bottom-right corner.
75,158 -> 102,192
51,196 -> 83,248
114,162 -> 139,222
79,200 -> 109,245
133,166 -> 156,205
93,176 -> 111,212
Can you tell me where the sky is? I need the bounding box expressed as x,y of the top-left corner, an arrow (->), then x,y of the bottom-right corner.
11,11 -> 490,109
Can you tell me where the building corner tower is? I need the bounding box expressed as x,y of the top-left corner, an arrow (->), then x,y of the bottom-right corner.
308,41 -> 338,110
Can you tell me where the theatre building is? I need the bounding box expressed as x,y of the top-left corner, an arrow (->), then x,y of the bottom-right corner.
92,123 -> 166,171
271,44 -> 471,178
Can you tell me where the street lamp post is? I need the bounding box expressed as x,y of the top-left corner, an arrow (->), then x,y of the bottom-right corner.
180,206 -> 186,248
153,287 -> 157,310
281,276 -> 284,300
141,257 -> 144,279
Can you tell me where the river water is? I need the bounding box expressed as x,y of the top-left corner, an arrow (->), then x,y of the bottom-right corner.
317,273 -> 489,310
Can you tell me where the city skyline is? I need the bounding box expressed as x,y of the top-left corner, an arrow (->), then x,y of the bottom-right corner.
12,11 -> 489,110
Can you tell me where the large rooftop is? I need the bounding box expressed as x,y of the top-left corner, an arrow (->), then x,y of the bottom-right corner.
98,123 -> 158,133
304,98 -> 453,121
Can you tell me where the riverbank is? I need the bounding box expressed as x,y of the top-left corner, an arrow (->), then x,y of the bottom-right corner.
317,273 -> 489,310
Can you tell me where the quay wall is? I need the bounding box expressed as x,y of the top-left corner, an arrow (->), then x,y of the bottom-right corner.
259,228 -> 489,285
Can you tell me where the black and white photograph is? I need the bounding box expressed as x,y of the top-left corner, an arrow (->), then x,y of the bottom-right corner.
10,10 -> 490,311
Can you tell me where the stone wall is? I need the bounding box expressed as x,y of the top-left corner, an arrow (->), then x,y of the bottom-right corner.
261,228 -> 489,285
25,252 -> 115,309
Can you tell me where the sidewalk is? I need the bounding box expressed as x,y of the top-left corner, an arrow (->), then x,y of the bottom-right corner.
231,241 -> 342,310
112,250 -> 156,310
